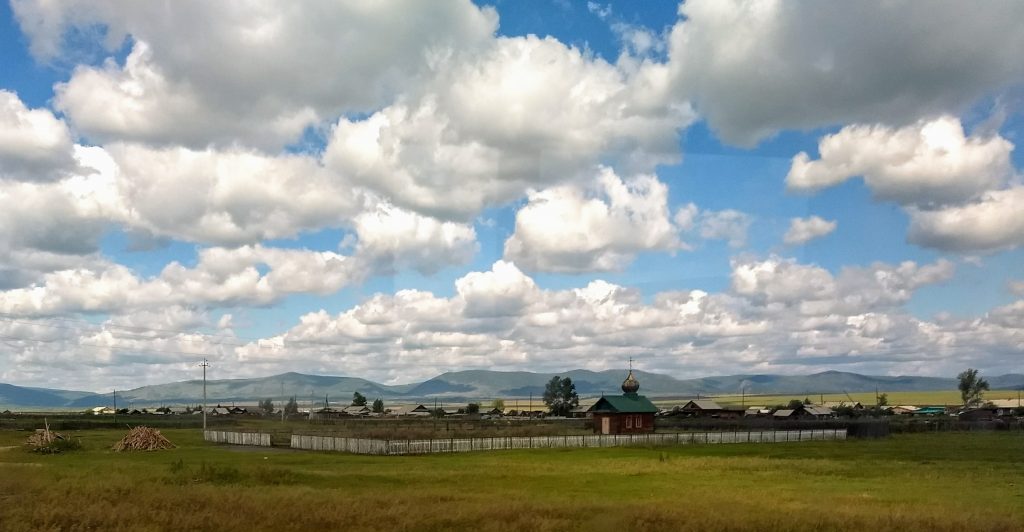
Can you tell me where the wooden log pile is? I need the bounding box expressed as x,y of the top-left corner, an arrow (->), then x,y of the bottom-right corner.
25,427 -> 64,447
112,426 -> 176,451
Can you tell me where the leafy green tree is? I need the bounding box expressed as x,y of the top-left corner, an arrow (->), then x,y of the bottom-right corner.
372,398 -> 384,413
491,398 -> 505,412
258,398 -> 274,416
543,376 -> 579,417
284,397 -> 299,416
466,402 -> 480,415
803,397 -> 811,405
877,393 -> 889,407
786,399 -> 804,410
352,391 -> 367,406
957,368 -> 990,407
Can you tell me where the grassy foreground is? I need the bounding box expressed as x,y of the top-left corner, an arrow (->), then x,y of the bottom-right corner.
1,430 -> 1022,531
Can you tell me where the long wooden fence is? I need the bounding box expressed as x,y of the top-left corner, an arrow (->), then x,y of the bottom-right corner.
204,430 -> 271,447
290,428 -> 846,455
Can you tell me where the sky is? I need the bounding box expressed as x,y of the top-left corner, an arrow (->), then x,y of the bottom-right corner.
1,0 -> 1023,392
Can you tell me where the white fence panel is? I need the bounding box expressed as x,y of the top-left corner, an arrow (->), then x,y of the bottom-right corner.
287,429 -> 848,455
203,430 -> 271,447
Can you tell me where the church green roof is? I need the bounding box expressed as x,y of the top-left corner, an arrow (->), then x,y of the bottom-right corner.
588,393 -> 659,414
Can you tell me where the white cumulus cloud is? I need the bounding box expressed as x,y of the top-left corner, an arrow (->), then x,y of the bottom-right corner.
14,0 -> 498,149
666,0 -> 1024,145
324,35 -> 693,219
784,216 -> 837,245
0,90 -> 77,181
503,168 -> 683,273
787,116 -> 1014,205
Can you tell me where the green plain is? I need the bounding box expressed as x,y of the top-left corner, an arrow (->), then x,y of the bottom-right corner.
1,429 -> 1022,531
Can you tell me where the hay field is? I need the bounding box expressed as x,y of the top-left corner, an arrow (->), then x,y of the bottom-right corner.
0,429 -> 1022,531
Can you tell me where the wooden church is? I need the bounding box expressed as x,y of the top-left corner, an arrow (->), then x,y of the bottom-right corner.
587,369 -> 659,434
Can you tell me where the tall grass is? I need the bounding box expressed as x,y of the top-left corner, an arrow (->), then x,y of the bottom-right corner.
0,429 -> 1021,531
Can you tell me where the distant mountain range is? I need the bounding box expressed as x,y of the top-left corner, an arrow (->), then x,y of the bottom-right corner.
3,369 -> 1023,408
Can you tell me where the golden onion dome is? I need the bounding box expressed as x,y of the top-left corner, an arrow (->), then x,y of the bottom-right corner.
621,370 -> 640,394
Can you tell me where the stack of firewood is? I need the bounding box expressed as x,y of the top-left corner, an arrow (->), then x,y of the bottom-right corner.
25,426 -> 64,447
112,426 -> 176,451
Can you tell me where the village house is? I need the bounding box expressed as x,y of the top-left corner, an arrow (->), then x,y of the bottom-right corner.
801,405 -> 834,419
772,404 -> 834,419
678,399 -> 745,419
989,399 -> 1024,417
342,405 -> 371,416
912,406 -> 947,416
959,406 -> 998,421
587,370 -> 658,434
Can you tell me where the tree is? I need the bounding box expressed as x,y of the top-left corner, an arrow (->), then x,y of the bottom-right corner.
786,399 -> 804,410
352,391 -> 367,406
491,398 -> 505,412
372,398 -> 384,414
877,393 -> 889,407
803,397 -> 811,405
284,396 -> 299,416
258,398 -> 274,416
542,376 -> 579,417
957,368 -> 990,407
466,402 -> 480,415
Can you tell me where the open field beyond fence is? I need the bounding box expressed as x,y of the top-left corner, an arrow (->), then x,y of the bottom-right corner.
1,428 -> 1022,531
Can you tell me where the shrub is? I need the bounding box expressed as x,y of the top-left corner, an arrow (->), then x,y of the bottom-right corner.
29,438 -> 83,454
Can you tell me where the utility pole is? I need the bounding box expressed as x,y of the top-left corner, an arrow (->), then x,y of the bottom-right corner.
200,359 -> 210,432
741,386 -> 746,407
112,389 -> 117,426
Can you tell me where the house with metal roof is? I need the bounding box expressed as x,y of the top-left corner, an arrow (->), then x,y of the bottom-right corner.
587,370 -> 658,434
679,399 -> 745,418
802,405 -> 834,419
984,399 -> 1022,416
342,405 -> 371,416
387,404 -> 431,417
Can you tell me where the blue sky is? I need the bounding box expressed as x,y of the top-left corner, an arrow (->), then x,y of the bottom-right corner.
1,1 -> 1023,390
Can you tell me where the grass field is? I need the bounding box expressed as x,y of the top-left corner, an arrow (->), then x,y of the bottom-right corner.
2,428 -> 1023,531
